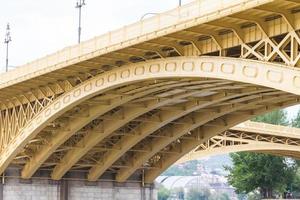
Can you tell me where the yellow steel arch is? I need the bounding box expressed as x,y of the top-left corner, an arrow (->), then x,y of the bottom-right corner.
143,102 -> 300,183
87,90 -> 272,181
22,81 -> 213,179
51,91 -> 230,180
175,143 -> 300,165
115,94 -> 296,182
1,56 -> 300,179
174,121 -> 300,164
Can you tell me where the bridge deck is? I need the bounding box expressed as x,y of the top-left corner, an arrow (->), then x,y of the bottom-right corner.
1,0 -> 298,101
233,121 -> 300,139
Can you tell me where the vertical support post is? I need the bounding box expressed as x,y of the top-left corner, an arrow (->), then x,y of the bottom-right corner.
76,0 -> 86,44
0,182 -> 3,200
0,174 -> 4,200
220,49 -> 227,57
291,31 -> 298,64
60,180 -> 69,200
4,23 -> 12,72
141,186 -> 146,200
149,184 -> 153,200
141,169 -> 146,200
5,42 -> 9,72
78,4 -> 82,44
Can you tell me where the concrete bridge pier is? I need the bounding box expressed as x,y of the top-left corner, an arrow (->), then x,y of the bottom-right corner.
1,168 -> 157,200
0,178 -> 3,200
60,180 -> 69,200
2,178 -> 157,200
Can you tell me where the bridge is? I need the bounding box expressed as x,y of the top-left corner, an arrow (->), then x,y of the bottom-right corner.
1,0 -> 300,199
177,121 -> 300,164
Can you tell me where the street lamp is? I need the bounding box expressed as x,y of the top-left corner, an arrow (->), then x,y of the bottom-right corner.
75,0 -> 86,44
140,13 -> 159,21
4,23 -> 12,72
141,0 -> 183,20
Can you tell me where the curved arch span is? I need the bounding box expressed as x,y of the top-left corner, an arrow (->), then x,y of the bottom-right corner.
142,100 -> 300,183
1,56 -> 300,177
176,143 -> 300,165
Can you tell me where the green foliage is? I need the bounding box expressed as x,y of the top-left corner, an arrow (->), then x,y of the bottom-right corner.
252,109 -> 289,125
227,109 -> 300,198
292,109 -> 300,128
226,152 -> 297,198
158,185 -> 170,200
185,188 -> 230,200
218,193 -> 230,200
247,191 -> 261,200
291,169 -> 300,192
186,187 -> 211,200
162,160 -> 199,176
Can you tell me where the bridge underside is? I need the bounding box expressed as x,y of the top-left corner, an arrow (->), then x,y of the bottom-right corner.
0,0 -> 300,184
0,57 -> 299,184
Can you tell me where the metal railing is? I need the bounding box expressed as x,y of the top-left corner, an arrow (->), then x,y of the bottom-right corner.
0,0 -> 273,86
234,121 -> 300,138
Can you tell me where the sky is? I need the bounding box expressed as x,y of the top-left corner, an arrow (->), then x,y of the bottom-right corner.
0,0 -> 192,69
0,0 -> 299,118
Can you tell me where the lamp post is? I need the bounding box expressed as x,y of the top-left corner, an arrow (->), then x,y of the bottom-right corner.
76,0 -> 86,44
4,23 -> 12,72
141,0 -> 183,20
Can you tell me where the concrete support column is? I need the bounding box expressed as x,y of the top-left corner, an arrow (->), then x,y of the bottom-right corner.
141,186 -> 146,200
150,184 -> 154,200
220,49 -> 227,57
0,182 -> 3,200
60,180 -> 69,200
0,175 -> 4,200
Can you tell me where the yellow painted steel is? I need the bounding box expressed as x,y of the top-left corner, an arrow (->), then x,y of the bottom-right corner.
0,0 -> 300,183
176,121 -> 300,164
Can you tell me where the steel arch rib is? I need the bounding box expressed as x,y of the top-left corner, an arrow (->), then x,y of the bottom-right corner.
1,56 -> 300,177
253,150 -> 300,159
114,93 -> 294,182
21,80 -> 212,179
50,85 -> 234,180
176,143 -> 300,164
49,88 -> 217,180
143,98 -> 299,183
86,88 -> 274,181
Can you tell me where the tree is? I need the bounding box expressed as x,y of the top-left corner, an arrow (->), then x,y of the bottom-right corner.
252,109 -> 288,125
158,185 -> 170,200
292,109 -> 300,128
226,152 -> 297,198
291,109 -> 300,197
227,109 -> 298,198
162,160 -> 200,176
186,187 -> 211,200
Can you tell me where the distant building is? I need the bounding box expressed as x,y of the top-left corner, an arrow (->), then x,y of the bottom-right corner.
156,175 -> 237,200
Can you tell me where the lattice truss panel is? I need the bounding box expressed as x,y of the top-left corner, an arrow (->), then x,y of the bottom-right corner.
177,125 -> 300,164
199,129 -> 300,150
0,79 -> 84,152
0,0 -> 300,183
0,98 -> 53,150
241,31 -> 300,66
